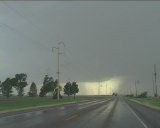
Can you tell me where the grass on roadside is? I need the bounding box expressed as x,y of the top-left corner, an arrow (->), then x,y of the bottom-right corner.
0,95 -> 110,112
130,97 -> 160,108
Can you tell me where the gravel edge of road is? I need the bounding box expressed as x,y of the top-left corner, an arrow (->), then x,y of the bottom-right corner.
127,98 -> 160,111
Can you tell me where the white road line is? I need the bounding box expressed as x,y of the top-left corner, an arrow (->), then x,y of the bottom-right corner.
127,104 -> 148,128
78,100 -> 97,106
78,99 -> 111,110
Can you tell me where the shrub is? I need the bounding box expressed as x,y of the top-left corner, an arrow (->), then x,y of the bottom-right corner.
138,91 -> 147,98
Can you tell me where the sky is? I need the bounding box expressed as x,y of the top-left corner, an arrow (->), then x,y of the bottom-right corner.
0,1 -> 160,96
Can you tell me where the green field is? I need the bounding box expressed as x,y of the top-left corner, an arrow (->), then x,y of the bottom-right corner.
0,95 -> 110,112
130,97 -> 160,108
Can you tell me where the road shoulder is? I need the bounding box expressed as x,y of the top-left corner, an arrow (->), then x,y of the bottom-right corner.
127,98 -> 160,111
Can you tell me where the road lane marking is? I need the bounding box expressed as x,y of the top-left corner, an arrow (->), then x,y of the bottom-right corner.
65,114 -> 78,121
127,105 -> 148,128
78,99 -> 111,110
78,101 -> 97,106
59,106 -> 65,110
78,98 -> 112,106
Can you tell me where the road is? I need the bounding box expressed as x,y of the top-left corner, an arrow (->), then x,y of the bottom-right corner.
0,96 -> 160,128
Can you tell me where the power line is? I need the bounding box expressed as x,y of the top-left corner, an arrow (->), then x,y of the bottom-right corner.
0,22 -> 49,50
3,2 -> 54,42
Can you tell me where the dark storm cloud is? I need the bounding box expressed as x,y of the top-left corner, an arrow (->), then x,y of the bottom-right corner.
0,1 -> 160,95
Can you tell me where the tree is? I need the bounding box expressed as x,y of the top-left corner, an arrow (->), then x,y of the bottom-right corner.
39,75 -> 58,98
53,80 -> 62,99
39,75 -> 62,99
13,73 -> 28,96
52,79 -> 58,99
64,82 -> 72,96
39,75 -> 53,97
71,82 -> 79,99
28,82 -> 37,97
138,91 -> 147,98
1,78 -> 13,98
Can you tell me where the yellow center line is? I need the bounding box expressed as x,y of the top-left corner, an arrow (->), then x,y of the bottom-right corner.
65,114 -> 78,121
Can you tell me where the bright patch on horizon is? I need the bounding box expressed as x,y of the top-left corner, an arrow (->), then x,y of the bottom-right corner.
77,77 -> 124,95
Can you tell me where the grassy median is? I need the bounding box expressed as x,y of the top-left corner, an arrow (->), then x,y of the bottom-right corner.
0,95 -> 109,112
129,97 -> 160,108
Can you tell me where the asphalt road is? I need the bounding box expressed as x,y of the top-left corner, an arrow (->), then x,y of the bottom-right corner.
0,96 -> 160,128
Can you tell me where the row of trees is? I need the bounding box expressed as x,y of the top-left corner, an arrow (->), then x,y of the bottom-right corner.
39,75 -> 79,99
0,73 -> 27,97
0,74 -> 79,99
125,91 -> 148,98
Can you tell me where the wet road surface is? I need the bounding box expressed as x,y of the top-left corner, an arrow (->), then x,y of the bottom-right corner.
0,96 -> 160,128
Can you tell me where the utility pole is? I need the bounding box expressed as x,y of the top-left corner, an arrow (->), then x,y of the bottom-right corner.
52,42 -> 65,100
98,82 -> 101,95
135,81 -> 137,97
130,85 -> 132,95
152,76 -> 155,97
154,64 -> 158,97
106,83 -> 107,96
127,86 -> 129,95
135,80 -> 140,97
